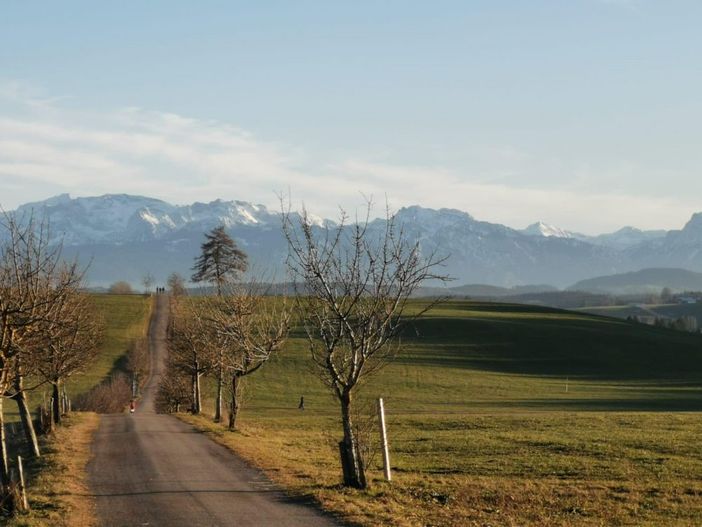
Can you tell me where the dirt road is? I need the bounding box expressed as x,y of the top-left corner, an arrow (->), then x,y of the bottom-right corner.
87,295 -> 339,526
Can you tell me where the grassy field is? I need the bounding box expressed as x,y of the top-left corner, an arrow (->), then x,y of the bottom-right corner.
65,293 -> 152,398
186,300 -> 702,526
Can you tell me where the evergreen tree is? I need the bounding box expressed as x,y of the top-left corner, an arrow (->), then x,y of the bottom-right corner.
191,226 -> 248,295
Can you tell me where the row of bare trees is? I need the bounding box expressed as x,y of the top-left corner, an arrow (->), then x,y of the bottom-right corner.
0,214 -> 103,512
160,284 -> 290,430
159,202 -> 446,489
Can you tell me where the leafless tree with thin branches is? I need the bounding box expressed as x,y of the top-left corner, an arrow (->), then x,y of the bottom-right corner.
0,212 -> 98,508
156,359 -> 191,414
32,282 -> 104,429
204,283 -> 290,430
282,200 -> 448,489
167,298 -> 216,414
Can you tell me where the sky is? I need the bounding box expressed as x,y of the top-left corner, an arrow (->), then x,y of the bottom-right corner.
1,0 -> 702,234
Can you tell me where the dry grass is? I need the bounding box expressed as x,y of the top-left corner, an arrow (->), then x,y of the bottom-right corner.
179,411 -> 702,527
6,412 -> 99,527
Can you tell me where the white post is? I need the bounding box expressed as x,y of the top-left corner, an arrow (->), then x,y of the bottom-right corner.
17,455 -> 29,511
378,398 -> 392,482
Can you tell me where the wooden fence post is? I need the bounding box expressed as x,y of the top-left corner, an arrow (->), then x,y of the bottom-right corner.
377,398 -> 392,482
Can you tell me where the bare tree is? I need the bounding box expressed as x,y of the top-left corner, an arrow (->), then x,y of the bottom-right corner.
32,283 -> 104,428
142,272 -> 155,295
0,213 -> 89,499
205,284 -> 289,430
156,359 -> 191,413
210,328 -> 226,423
126,337 -> 149,397
282,202 -> 447,488
167,299 -> 215,414
166,272 -> 187,297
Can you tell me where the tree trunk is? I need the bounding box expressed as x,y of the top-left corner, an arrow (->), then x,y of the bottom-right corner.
190,372 -> 200,414
12,361 -> 40,458
228,374 -> 241,430
46,392 -> 55,433
12,378 -> 40,458
191,373 -> 197,413
52,381 -> 62,426
0,397 -> 10,487
194,372 -> 202,414
339,390 -> 366,489
214,360 -> 222,423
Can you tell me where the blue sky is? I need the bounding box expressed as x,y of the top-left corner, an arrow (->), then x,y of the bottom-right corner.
1,0 -> 701,233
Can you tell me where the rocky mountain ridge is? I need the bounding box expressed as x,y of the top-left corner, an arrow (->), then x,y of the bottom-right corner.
7,194 -> 702,289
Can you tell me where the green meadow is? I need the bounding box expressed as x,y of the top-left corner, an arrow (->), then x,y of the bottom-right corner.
189,300 -> 702,526
240,301 -> 702,414
66,293 -> 152,397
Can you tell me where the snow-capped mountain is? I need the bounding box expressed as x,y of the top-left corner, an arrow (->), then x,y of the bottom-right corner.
7,193 -> 702,289
521,222 -> 582,239
522,221 -> 670,250
15,193 -> 280,245
379,207 -> 619,287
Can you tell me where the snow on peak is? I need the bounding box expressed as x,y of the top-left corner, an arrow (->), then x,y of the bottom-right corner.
522,222 -> 574,238
9,194 -> 287,245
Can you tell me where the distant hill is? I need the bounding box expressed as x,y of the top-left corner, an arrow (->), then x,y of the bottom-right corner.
569,268 -> 702,295
416,283 -> 558,298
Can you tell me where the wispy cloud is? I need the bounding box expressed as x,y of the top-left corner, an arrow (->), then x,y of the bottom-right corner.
0,81 -> 697,234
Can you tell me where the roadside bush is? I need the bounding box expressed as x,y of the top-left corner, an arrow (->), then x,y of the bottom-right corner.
127,337 -> 149,390
109,281 -> 133,294
156,364 -> 190,413
73,373 -> 132,413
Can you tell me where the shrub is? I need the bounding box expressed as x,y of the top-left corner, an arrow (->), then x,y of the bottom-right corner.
108,281 -> 133,294
73,373 -> 132,413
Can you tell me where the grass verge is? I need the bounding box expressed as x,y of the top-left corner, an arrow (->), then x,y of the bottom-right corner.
179,411 -> 702,527
6,412 -> 99,527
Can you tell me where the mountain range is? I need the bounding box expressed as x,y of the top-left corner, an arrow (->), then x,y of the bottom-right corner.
6,193 -> 702,289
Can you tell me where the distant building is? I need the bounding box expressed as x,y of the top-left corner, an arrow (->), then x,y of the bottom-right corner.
677,296 -> 698,304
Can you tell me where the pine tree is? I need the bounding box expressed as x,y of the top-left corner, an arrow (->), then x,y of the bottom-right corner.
191,226 -> 248,295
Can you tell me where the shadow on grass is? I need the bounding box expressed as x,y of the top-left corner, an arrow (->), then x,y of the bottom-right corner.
396,313 -> 702,384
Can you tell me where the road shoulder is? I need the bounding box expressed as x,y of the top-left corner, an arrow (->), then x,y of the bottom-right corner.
178,413 -> 379,527
8,412 -> 100,527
